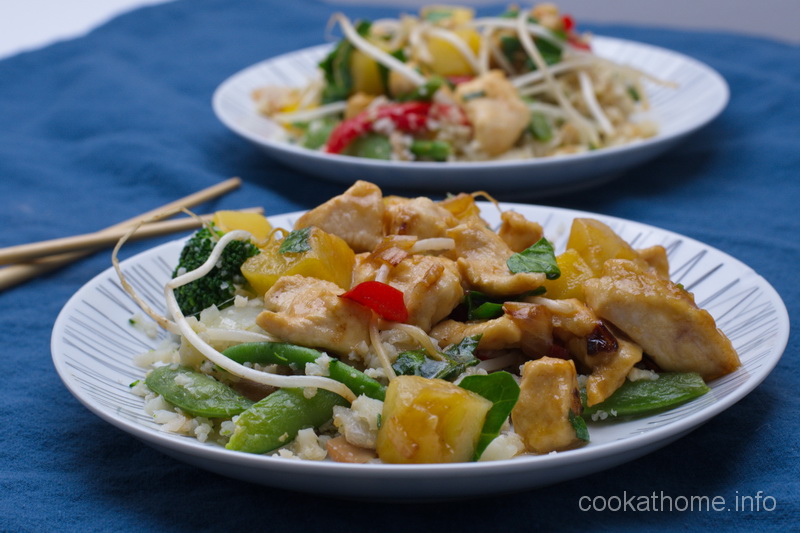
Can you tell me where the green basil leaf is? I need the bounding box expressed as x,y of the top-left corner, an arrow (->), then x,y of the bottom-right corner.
507,237 -> 560,279
279,227 -> 313,254
529,111 -> 553,141
568,410 -> 590,442
459,371 -> 521,460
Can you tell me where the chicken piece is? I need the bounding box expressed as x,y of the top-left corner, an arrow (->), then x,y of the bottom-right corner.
354,253 -> 463,332
498,210 -> 544,253
637,245 -> 670,279
252,86 -> 299,116
583,260 -> 740,381
294,180 -> 384,252
437,193 -> 487,226
448,222 -> 545,297
455,70 -> 531,157
511,357 -> 584,454
430,315 -> 522,352
256,275 -> 373,356
503,301 -> 553,357
383,195 -> 459,240
345,92 -> 376,119
569,336 -> 644,406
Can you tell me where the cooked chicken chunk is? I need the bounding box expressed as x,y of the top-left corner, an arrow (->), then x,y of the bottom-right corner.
498,210 -> 544,253
430,315 -> 522,352
455,70 -> 531,157
437,193 -> 487,226
256,275 -> 373,356
569,336 -> 643,406
583,259 -> 740,380
293,180 -> 384,252
503,301 -> 553,357
354,253 -> 463,331
383,195 -> 458,240
636,245 -> 670,279
448,222 -> 545,297
511,357 -> 584,454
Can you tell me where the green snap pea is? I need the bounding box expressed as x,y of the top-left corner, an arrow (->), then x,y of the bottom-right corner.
300,116 -> 338,150
346,133 -> 392,159
225,388 -> 348,454
145,364 -> 254,418
410,139 -> 451,161
223,342 -> 386,401
583,372 -> 710,420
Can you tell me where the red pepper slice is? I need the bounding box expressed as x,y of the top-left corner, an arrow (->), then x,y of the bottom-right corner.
341,281 -> 409,323
325,102 -> 433,154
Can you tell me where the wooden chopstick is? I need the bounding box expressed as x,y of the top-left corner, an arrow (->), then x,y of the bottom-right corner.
0,177 -> 243,291
0,207 -> 264,266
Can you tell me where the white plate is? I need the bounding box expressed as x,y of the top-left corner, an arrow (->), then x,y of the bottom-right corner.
212,37 -> 729,196
51,204 -> 787,500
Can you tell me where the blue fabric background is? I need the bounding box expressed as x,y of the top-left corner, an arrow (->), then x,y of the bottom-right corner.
0,0 -> 797,530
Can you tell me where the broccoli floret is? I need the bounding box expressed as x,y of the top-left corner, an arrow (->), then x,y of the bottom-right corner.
171,225 -> 259,317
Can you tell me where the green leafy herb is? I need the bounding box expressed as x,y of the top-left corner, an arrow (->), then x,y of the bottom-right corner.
507,237 -> 560,279
458,371 -> 520,460
529,111 -> 553,141
279,227 -> 313,254
318,21 -> 372,103
568,410 -> 590,441
393,334 -> 482,381
627,86 -> 641,102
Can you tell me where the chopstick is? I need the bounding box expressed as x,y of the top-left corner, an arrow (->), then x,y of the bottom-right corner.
0,208 -> 264,266
0,177 -> 244,291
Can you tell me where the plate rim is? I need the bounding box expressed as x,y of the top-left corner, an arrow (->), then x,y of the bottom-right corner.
50,202 -> 788,495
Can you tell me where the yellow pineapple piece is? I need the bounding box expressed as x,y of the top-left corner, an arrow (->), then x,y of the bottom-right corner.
376,375 -> 492,464
241,226 -> 354,295
211,211 -> 272,245
542,248 -> 595,300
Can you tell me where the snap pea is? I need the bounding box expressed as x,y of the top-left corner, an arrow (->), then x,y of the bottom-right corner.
145,364 -> 254,418
222,342 -> 386,401
583,372 -> 710,420
410,139 -> 451,161
346,133 -> 392,160
300,116 -> 338,150
226,388 -> 348,454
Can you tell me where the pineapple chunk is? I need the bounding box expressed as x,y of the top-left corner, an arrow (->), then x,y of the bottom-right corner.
541,248 -> 595,300
426,28 -> 481,77
511,357 -> 584,454
241,227 -> 354,296
350,50 -> 385,95
212,211 -> 272,245
376,376 -> 492,464
566,218 -> 651,276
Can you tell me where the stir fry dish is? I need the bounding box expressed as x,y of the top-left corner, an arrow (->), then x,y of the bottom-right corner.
253,4 -> 672,162
124,181 -> 740,464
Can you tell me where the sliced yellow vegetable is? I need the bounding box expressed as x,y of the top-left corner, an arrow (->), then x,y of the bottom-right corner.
566,218 -> 649,276
541,248 -> 595,300
376,375 -> 492,464
212,211 -> 273,245
241,226 -> 355,295
426,28 -> 481,77
350,49 -> 385,95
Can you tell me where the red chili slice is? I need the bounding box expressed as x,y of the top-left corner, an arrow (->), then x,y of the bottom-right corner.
341,281 -> 409,323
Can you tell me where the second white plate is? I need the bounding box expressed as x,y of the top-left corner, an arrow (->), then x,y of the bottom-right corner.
51,203 -> 787,500
213,37 -> 729,196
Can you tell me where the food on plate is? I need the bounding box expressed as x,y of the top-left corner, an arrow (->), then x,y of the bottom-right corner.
121,181 -> 739,464
252,4 -> 673,162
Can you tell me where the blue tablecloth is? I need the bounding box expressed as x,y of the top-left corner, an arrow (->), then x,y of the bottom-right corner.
1,0 -> 797,530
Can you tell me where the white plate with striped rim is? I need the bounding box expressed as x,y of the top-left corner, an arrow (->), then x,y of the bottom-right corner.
212,37 -> 729,197
51,203 -> 788,500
